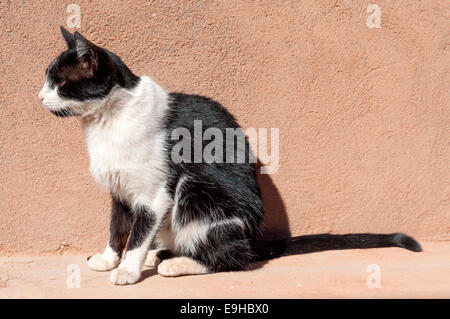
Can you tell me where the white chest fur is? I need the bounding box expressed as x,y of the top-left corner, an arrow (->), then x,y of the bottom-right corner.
81,76 -> 169,208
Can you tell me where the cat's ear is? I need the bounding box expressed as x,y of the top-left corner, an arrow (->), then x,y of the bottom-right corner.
60,26 -> 75,49
74,31 -> 98,78
74,31 -> 98,57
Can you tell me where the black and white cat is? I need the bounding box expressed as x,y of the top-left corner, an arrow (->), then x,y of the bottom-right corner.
39,27 -> 421,285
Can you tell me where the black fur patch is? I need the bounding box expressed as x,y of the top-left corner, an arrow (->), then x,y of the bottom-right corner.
50,108 -> 76,117
126,206 -> 156,251
109,197 -> 133,257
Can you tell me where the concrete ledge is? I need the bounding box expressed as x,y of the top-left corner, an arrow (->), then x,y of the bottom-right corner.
1,241 -> 449,298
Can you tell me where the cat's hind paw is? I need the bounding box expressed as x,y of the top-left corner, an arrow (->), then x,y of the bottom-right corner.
144,250 -> 161,267
157,257 -> 208,277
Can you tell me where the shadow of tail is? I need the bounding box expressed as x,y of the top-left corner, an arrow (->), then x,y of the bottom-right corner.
254,233 -> 422,261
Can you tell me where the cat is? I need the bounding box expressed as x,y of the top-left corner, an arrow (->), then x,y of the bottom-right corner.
38,27 -> 421,285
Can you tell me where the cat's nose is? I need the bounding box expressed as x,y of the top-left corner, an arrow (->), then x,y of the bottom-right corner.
39,97 -> 44,102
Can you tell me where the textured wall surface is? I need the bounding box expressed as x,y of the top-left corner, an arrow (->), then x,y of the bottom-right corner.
0,1 -> 448,255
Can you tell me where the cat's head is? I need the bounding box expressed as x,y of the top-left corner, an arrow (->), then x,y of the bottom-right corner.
38,27 -> 139,117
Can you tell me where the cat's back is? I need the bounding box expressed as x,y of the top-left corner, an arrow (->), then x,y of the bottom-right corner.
165,93 -> 240,131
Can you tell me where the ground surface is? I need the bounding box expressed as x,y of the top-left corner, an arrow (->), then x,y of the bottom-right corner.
0,241 -> 449,298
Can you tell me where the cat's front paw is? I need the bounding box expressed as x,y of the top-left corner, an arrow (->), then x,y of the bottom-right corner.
110,268 -> 141,285
87,253 -> 119,271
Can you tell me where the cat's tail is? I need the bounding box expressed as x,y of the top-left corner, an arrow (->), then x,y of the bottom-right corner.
253,233 -> 422,261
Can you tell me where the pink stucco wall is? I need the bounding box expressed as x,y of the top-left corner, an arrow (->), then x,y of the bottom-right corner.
0,1 -> 448,255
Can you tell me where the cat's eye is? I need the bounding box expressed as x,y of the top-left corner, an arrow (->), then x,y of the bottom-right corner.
60,80 -> 67,86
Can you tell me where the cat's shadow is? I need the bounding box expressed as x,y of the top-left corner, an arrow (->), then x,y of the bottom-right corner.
256,167 -> 291,241
139,267 -> 158,282
252,166 -> 290,270
251,166 -> 422,271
